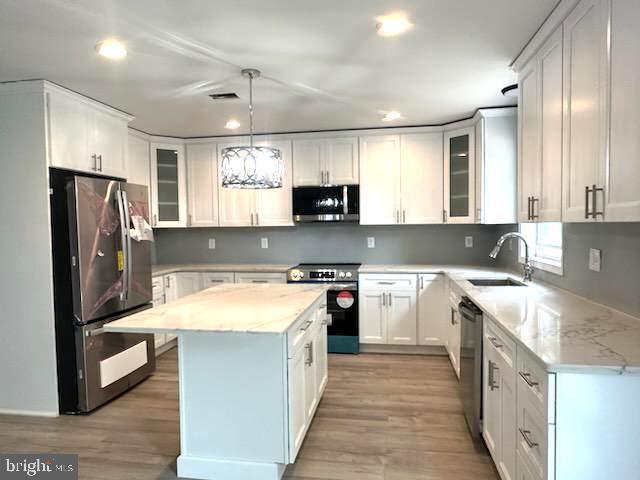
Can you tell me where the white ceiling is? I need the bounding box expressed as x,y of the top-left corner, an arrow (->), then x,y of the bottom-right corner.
0,0 -> 557,137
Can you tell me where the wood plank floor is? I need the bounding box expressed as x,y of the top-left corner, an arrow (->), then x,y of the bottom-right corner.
0,349 -> 498,480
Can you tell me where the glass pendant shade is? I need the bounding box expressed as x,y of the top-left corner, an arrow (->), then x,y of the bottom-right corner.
221,145 -> 283,189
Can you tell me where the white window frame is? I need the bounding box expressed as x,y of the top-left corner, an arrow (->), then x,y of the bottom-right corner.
518,222 -> 564,276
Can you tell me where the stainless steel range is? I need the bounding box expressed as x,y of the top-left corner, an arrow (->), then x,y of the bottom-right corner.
288,263 -> 360,354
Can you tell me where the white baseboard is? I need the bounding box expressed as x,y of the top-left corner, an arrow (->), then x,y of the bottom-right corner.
0,408 -> 59,418
359,344 -> 448,355
155,338 -> 177,356
177,455 -> 286,480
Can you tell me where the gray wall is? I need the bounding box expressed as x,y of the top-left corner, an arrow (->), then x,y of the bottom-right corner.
496,223 -> 640,318
154,224 -> 502,266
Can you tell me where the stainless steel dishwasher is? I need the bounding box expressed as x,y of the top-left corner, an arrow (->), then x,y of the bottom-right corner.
459,296 -> 484,438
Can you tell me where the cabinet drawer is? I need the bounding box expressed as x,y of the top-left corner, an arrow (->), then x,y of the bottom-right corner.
517,346 -> 556,422
152,276 -> 164,290
287,300 -> 323,357
359,274 -> 416,290
201,272 -> 235,286
485,319 -> 516,370
234,272 -> 287,284
517,393 -> 554,480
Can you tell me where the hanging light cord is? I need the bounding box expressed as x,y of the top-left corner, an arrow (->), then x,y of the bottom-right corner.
248,72 -> 254,148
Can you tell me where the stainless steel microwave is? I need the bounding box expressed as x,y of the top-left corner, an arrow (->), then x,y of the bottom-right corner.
292,185 -> 359,222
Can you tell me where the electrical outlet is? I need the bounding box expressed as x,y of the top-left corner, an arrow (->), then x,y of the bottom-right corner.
367,237 -> 375,248
465,236 -> 473,248
261,238 -> 269,249
589,248 -> 601,272
208,238 -> 216,250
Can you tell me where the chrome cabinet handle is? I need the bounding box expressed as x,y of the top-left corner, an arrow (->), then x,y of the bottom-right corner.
402,209 -> 406,224
592,184 -> 604,218
519,428 -> 538,448
488,360 -> 499,390
420,276 -> 424,290
531,197 -> 539,220
255,212 -> 259,225
250,213 -> 254,226
209,279 -> 225,283
300,319 -> 313,332
153,214 -> 157,226
488,336 -> 503,349
585,186 -> 591,219
98,154 -> 103,172
251,280 -> 269,283
443,209 -> 448,223
382,293 -> 386,307
322,314 -> 332,326
326,170 -> 330,184
91,154 -> 97,171
188,214 -> 192,226
305,342 -> 314,366
519,371 -> 540,388
527,196 -> 532,220
377,281 -> 396,285
388,293 -> 392,307
396,210 -> 400,224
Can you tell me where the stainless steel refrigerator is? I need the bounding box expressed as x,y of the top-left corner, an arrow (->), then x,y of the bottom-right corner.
50,170 -> 156,413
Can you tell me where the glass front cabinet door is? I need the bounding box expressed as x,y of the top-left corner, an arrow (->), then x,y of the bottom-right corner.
444,127 -> 475,223
150,142 -> 187,227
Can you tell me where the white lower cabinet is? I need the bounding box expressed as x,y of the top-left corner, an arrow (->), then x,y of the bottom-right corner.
446,288 -> 462,377
287,300 -> 328,462
201,272 -> 235,287
417,274 -> 448,346
175,272 -> 201,298
359,274 -> 417,345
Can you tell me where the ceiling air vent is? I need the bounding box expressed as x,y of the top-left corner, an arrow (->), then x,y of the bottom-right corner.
209,92 -> 239,100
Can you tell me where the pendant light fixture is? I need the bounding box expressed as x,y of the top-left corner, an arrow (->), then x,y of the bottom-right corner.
220,69 -> 283,189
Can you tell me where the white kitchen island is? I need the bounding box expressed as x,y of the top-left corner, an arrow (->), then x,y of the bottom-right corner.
105,283 -> 329,480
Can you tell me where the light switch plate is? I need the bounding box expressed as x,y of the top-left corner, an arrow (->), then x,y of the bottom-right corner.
589,248 -> 601,272
465,236 -> 473,248
261,238 -> 269,249
367,237 -> 375,248
208,238 -> 216,250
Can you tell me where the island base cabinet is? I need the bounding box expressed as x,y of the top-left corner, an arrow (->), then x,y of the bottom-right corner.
175,297 -> 327,480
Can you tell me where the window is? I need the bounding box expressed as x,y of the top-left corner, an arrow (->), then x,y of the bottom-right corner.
519,222 -> 563,275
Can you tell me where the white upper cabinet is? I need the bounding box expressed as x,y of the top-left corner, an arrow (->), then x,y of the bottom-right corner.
186,143 -> 218,227
150,141 -> 187,228
218,138 -> 293,227
127,131 -> 150,187
47,88 -> 130,178
292,137 -> 358,186
325,137 -> 359,185
605,0 -> 640,221
476,109 -> 517,224
359,135 -> 401,225
562,0 -> 609,222
444,127 -> 475,223
538,28 -> 564,222
253,139 -> 294,226
400,132 -> 444,224
518,59 -> 542,223
360,132 -> 443,225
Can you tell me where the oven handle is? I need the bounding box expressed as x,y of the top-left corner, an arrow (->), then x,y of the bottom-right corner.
325,283 -> 358,291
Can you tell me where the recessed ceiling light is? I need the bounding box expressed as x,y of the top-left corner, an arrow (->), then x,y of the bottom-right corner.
382,111 -> 402,122
225,119 -> 241,130
95,39 -> 127,60
376,13 -> 412,37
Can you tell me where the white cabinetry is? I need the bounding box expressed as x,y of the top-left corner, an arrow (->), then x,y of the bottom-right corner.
218,138 -> 293,226
234,272 -> 287,284
360,133 -> 443,225
475,109 -> 518,224
417,274 -> 448,346
151,141 -> 187,228
359,274 -> 417,345
175,272 -> 202,298
561,0 -> 609,222
359,135 -> 400,225
444,127 -> 475,223
186,143 -> 218,227
292,137 -> 358,186
605,0 -> 640,221
201,272 -> 235,287
47,87 -> 131,177
518,28 -> 563,223
287,300 -> 328,462
446,291 -> 461,378
127,131 -> 150,187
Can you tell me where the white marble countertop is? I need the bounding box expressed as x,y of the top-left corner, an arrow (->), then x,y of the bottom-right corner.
361,264 -> 640,374
105,283 -> 326,334
152,263 -> 295,276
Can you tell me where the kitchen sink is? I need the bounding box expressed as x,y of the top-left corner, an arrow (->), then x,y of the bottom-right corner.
466,278 -> 527,287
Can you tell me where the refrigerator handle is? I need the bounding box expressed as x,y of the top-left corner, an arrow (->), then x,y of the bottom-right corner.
121,190 -> 133,301
116,189 -> 129,302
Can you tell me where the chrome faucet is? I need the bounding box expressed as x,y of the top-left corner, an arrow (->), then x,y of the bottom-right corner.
489,232 -> 534,282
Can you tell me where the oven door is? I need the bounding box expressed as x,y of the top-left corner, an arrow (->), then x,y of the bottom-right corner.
293,185 -> 359,222
325,284 -> 359,353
